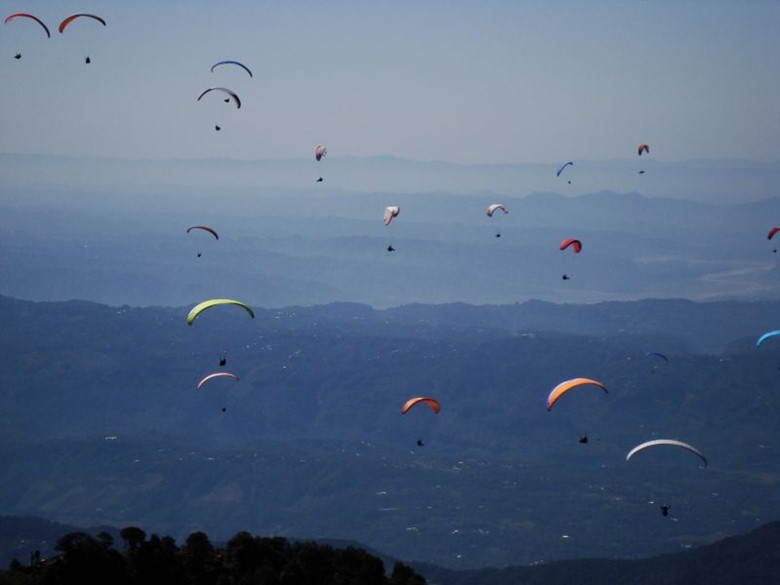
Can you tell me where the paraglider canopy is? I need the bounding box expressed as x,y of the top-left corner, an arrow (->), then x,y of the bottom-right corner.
4,13 -> 51,37
186,225 -> 219,240
314,144 -> 327,161
756,330 -> 780,348
559,238 -> 582,253
767,227 -> 780,241
197,87 -> 241,109
625,439 -> 707,467
384,206 -> 400,226
638,144 -> 650,156
486,203 -> 508,217
556,161 -> 573,177
58,13 -> 106,33
546,378 -> 607,411
401,397 -> 441,414
187,299 -> 255,325
210,60 -> 253,77
196,372 -> 239,391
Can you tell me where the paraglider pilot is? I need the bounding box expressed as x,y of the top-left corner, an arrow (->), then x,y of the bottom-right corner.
660,504 -> 670,517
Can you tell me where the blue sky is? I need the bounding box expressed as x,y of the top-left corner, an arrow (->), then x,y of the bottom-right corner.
1,1 -> 779,164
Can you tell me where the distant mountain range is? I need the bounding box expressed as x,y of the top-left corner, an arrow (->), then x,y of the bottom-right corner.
2,152 -> 779,203
1,153 -> 779,308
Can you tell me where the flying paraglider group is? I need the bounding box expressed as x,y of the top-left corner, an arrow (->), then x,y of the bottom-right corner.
9,7 -> 776,539
5,12 -> 106,62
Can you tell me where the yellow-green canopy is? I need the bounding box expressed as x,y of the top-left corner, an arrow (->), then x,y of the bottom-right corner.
187,299 -> 255,326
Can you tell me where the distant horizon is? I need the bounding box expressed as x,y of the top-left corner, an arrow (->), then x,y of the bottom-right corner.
2,151 -> 779,206
3,150 -> 780,167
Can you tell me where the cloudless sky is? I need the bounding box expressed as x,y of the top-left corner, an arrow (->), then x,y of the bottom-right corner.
1,1 -> 779,164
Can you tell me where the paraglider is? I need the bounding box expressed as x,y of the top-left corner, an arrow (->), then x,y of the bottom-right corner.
187,225 -> 218,257
625,439 -> 707,467
384,206 -> 400,251
486,204 -> 508,237
559,238 -> 582,280
546,378 -> 607,411
58,14 -> 106,64
198,88 -> 240,131
314,145 -> 327,181
187,299 -> 255,325
556,161 -> 573,183
401,397 -> 441,414
210,60 -> 253,78
4,13 -> 50,58
637,145 -> 650,174
196,371 -> 239,391
756,330 -> 780,348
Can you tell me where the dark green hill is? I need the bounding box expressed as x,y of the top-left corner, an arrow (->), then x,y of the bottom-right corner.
417,520 -> 780,585
1,516 -> 778,585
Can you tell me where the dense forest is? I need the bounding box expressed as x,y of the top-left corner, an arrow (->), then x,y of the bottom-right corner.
0,527 -> 426,585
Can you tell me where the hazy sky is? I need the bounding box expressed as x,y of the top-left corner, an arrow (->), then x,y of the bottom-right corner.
1,1 -> 779,165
